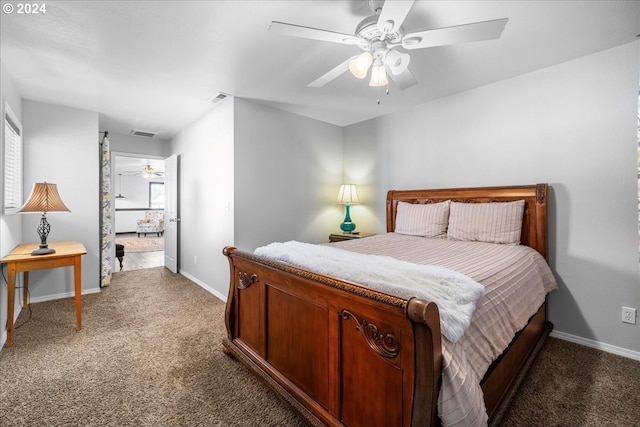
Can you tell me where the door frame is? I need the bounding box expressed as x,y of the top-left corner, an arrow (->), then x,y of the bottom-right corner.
110,151 -> 168,271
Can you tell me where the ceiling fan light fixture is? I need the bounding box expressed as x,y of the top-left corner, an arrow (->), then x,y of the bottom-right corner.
369,64 -> 388,87
348,52 -> 373,79
384,49 -> 410,75
270,1 -> 508,92
142,165 -> 155,179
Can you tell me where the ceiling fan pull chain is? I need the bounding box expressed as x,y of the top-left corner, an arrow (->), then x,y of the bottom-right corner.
377,84 -> 381,105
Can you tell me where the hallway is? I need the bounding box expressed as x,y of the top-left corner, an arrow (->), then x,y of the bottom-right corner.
118,250 -> 164,272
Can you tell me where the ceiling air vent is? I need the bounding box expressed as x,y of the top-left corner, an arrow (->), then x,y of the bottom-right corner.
208,92 -> 230,104
130,129 -> 158,138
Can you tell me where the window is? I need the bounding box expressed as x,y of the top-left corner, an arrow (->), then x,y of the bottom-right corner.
3,101 -> 23,215
149,182 -> 165,209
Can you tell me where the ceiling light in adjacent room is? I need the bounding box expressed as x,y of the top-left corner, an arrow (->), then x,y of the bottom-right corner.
115,174 -> 126,199
142,165 -> 155,179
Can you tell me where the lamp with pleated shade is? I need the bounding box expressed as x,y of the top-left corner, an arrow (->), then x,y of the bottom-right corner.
19,182 -> 70,255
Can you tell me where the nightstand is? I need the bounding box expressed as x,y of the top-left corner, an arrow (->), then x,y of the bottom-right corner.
328,232 -> 375,242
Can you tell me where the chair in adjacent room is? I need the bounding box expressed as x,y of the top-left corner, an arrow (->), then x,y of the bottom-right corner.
115,243 -> 125,270
136,211 -> 165,237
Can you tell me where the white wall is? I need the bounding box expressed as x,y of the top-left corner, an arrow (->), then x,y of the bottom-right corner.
108,132 -> 171,158
233,98 -> 344,251
170,98 -> 235,299
169,98 -> 344,299
21,101 -> 100,300
0,61 -> 23,345
344,41 -> 640,354
114,175 -> 164,210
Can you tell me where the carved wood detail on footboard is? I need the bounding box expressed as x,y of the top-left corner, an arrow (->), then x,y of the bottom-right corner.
222,246 -> 442,427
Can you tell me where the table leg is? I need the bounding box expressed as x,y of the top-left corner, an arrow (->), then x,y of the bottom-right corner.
74,255 -> 82,331
6,263 -> 16,347
23,271 -> 29,310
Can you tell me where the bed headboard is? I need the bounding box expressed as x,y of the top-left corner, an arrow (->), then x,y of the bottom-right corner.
386,184 -> 549,260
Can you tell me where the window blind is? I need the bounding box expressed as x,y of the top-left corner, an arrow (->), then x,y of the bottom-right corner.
3,102 -> 23,214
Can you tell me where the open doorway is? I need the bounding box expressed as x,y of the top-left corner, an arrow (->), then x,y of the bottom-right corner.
113,155 -> 165,271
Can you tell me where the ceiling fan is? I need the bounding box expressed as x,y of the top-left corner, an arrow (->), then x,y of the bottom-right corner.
269,0 -> 508,92
123,164 -> 164,179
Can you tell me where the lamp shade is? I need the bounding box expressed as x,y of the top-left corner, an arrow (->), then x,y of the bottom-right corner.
349,52 -> 373,79
336,184 -> 360,205
19,182 -> 70,213
384,49 -> 410,76
369,64 -> 389,87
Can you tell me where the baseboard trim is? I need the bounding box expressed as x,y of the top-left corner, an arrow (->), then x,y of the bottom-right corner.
179,270 -> 227,303
28,288 -> 102,304
550,330 -> 640,361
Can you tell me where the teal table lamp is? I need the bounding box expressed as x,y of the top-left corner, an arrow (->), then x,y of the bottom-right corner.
336,184 -> 360,233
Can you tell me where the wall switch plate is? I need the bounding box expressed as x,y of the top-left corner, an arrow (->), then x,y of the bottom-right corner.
622,307 -> 636,324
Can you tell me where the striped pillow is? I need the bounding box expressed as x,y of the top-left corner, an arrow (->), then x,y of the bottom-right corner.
447,200 -> 525,245
394,200 -> 450,238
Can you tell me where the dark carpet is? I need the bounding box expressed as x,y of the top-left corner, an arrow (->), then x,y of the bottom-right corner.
1,267 -> 638,426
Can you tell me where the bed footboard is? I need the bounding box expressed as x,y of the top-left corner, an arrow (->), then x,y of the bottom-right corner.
222,184 -> 553,426
223,247 -> 442,427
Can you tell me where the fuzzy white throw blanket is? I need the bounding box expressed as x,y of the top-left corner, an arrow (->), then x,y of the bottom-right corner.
254,241 -> 485,342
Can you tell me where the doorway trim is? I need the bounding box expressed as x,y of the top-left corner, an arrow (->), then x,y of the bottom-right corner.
111,151 -> 167,272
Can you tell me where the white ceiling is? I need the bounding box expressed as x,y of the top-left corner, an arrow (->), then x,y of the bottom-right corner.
1,1 -> 638,139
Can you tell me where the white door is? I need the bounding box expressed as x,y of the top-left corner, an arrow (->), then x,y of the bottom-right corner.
164,154 -> 179,273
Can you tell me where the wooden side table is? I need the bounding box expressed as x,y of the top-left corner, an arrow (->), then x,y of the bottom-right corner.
1,241 -> 87,347
328,232 -> 375,242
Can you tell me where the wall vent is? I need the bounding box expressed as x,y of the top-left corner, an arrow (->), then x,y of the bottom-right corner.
208,92 -> 230,104
130,129 -> 158,138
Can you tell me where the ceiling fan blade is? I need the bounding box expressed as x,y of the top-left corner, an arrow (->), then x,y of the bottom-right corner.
269,21 -> 361,45
387,67 -> 417,90
377,0 -> 415,35
308,56 -> 357,88
402,18 -> 508,50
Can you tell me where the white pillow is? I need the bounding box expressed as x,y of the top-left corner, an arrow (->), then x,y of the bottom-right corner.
394,200 -> 450,238
447,200 -> 525,245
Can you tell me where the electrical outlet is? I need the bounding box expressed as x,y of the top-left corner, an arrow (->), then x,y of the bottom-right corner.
194,255 -> 197,265
622,307 -> 636,324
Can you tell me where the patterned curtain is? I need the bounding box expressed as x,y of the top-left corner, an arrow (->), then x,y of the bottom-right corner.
100,132 -> 113,287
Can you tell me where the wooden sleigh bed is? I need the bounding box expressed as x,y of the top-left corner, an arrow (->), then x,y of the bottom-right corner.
223,184 -> 553,427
